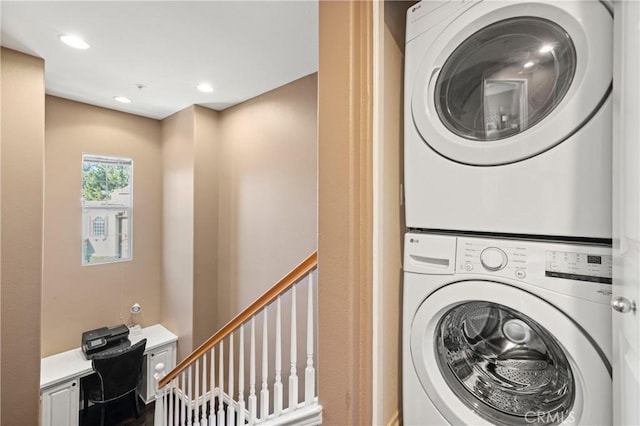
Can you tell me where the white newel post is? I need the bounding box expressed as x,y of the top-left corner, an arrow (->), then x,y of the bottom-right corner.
154,363 -> 166,426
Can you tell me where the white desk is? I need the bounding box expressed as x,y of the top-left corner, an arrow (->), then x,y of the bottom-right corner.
40,324 -> 178,426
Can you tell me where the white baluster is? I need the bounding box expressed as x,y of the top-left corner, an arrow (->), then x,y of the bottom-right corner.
168,378 -> 175,426
188,366 -> 193,426
305,273 -> 316,405
227,332 -> 236,425
180,372 -> 187,426
210,348 -> 216,426
173,378 -> 179,426
249,317 -> 257,425
218,340 -> 225,426
201,353 -> 208,426
195,360 -> 201,426
289,285 -> 298,411
274,297 -> 283,416
261,310 -> 270,420
166,383 -> 171,426
153,363 -> 166,426
238,325 -> 246,426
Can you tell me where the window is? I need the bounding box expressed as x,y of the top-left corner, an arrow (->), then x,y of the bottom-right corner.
92,216 -> 106,236
82,154 -> 133,265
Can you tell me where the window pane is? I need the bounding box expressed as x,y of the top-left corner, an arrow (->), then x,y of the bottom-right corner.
82,154 -> 133,265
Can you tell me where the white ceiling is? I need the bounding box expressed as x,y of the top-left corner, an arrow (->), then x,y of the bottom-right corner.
1,1 -> 318,119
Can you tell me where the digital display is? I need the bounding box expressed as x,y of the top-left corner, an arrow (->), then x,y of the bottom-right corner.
587,255 -> 602,265
545,250 -> 612,284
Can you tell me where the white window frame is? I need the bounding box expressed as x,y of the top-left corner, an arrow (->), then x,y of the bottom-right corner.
81,154 -> 133,266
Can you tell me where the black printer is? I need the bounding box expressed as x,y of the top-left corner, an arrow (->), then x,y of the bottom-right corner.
81,324 -> 131,359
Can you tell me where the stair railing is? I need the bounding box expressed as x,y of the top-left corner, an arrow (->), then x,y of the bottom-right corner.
153,252 -> 321,426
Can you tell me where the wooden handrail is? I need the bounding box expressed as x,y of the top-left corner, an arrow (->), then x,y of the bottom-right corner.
159,251 -> 318,388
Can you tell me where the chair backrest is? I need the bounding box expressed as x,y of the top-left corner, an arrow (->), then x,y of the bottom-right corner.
91,338 -> 147,402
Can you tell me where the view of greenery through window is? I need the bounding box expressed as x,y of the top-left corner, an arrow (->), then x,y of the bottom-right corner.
82,154 -> 133,265
82,162 -> 130,201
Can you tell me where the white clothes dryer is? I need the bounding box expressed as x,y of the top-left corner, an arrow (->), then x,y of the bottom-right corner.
402,232 -> 612,425
404,1 -> 613,239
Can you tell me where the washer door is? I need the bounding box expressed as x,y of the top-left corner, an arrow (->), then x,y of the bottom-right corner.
410,281 -> 611,425
411,0 -> 611,165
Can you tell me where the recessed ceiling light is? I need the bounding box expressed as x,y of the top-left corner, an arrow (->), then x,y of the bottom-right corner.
114,96 -> 132,104
523,61 -> 535,69
197,83 -> 214,93
58,34 -> 90,50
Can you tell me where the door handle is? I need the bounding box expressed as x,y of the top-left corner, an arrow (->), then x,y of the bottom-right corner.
611,296 -> 636,314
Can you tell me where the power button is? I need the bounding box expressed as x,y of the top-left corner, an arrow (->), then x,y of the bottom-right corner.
515,269 -> 526,279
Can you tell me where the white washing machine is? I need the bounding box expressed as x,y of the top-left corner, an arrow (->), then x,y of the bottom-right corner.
403,232 -> 612,425
404,0 -> 613,239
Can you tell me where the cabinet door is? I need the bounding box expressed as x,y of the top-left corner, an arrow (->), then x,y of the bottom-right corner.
41,379 -> 79,426
146,344 -> 175,403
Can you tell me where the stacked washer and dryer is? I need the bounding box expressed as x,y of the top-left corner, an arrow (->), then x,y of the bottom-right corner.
402,1 -> 614,425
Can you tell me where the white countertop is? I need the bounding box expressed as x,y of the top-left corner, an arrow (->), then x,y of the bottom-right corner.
41,324 -> 177,390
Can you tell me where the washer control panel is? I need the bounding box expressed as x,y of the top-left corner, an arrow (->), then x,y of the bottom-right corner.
459,239 -> 528,279
545,250 -> 612,284
404,233 -> 612,303
452,235 -> 612,303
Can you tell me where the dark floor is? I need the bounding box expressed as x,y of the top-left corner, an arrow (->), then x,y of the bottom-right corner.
79,395 -> 234,426
79,397 -> 154,426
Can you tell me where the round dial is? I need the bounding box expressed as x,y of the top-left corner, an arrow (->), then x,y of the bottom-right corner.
480,247 -> 508,271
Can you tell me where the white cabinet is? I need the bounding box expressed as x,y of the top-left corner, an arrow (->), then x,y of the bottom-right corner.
139,341 -> 176,403
41,379 -> 79,426
41,324 -> 178,426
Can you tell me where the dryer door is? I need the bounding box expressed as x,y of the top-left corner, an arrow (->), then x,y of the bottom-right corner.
410,0 -> 611,165
410,281 -> 611,425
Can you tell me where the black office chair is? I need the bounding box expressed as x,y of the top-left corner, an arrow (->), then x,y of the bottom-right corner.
81,338 -> 147,426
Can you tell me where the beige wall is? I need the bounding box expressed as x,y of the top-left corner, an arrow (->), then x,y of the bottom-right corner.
161,107 -> 196,360
318,2 -> 374,424
373,2 -> 409,425
193,106 -> 220,348
0,47 -> 45,426
160,105 -> 220,359
217,73 -> 318,326
43,96 -> 163,356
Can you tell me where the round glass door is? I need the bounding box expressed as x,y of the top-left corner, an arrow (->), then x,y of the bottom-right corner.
436,17 -> 576,141
436,301 -> 574,425
409,0 -> 612,165
409,280 -> 612,425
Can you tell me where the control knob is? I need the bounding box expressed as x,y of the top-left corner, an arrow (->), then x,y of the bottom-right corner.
480,247 -> 508,271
